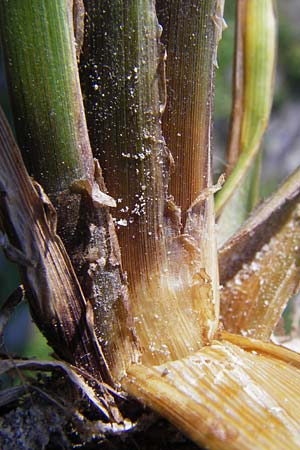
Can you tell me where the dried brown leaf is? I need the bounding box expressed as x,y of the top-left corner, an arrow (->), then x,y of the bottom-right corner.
0,358 -> 113,419
219,169 -> 300,339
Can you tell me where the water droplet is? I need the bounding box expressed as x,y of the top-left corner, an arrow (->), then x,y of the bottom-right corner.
116,219 -> 127,227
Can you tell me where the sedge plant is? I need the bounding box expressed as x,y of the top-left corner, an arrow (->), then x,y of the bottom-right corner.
0,1 -> 300,449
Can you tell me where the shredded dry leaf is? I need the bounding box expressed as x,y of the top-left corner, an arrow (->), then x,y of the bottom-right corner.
219,169 -> 300,340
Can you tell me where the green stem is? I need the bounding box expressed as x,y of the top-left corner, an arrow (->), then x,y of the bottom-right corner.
0,0 -> 94,195
215,0 -> 276,214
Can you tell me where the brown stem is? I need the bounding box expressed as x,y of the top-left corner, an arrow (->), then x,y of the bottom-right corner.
80,0 -> 174,288
157,0 -> 218,220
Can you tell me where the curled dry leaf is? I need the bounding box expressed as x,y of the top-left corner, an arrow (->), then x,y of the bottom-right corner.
0,358 -> 117,420
0,107 -> 124,422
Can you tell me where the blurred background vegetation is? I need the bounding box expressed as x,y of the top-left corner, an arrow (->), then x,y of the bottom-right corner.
0,1 -> 299,359
215,1 -> 300,192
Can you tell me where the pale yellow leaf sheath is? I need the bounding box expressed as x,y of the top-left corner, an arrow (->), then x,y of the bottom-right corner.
123,339 -> 300,450
122,3 -> 300,449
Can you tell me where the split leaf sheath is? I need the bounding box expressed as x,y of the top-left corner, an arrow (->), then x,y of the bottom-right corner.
80,0 -> 220,365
